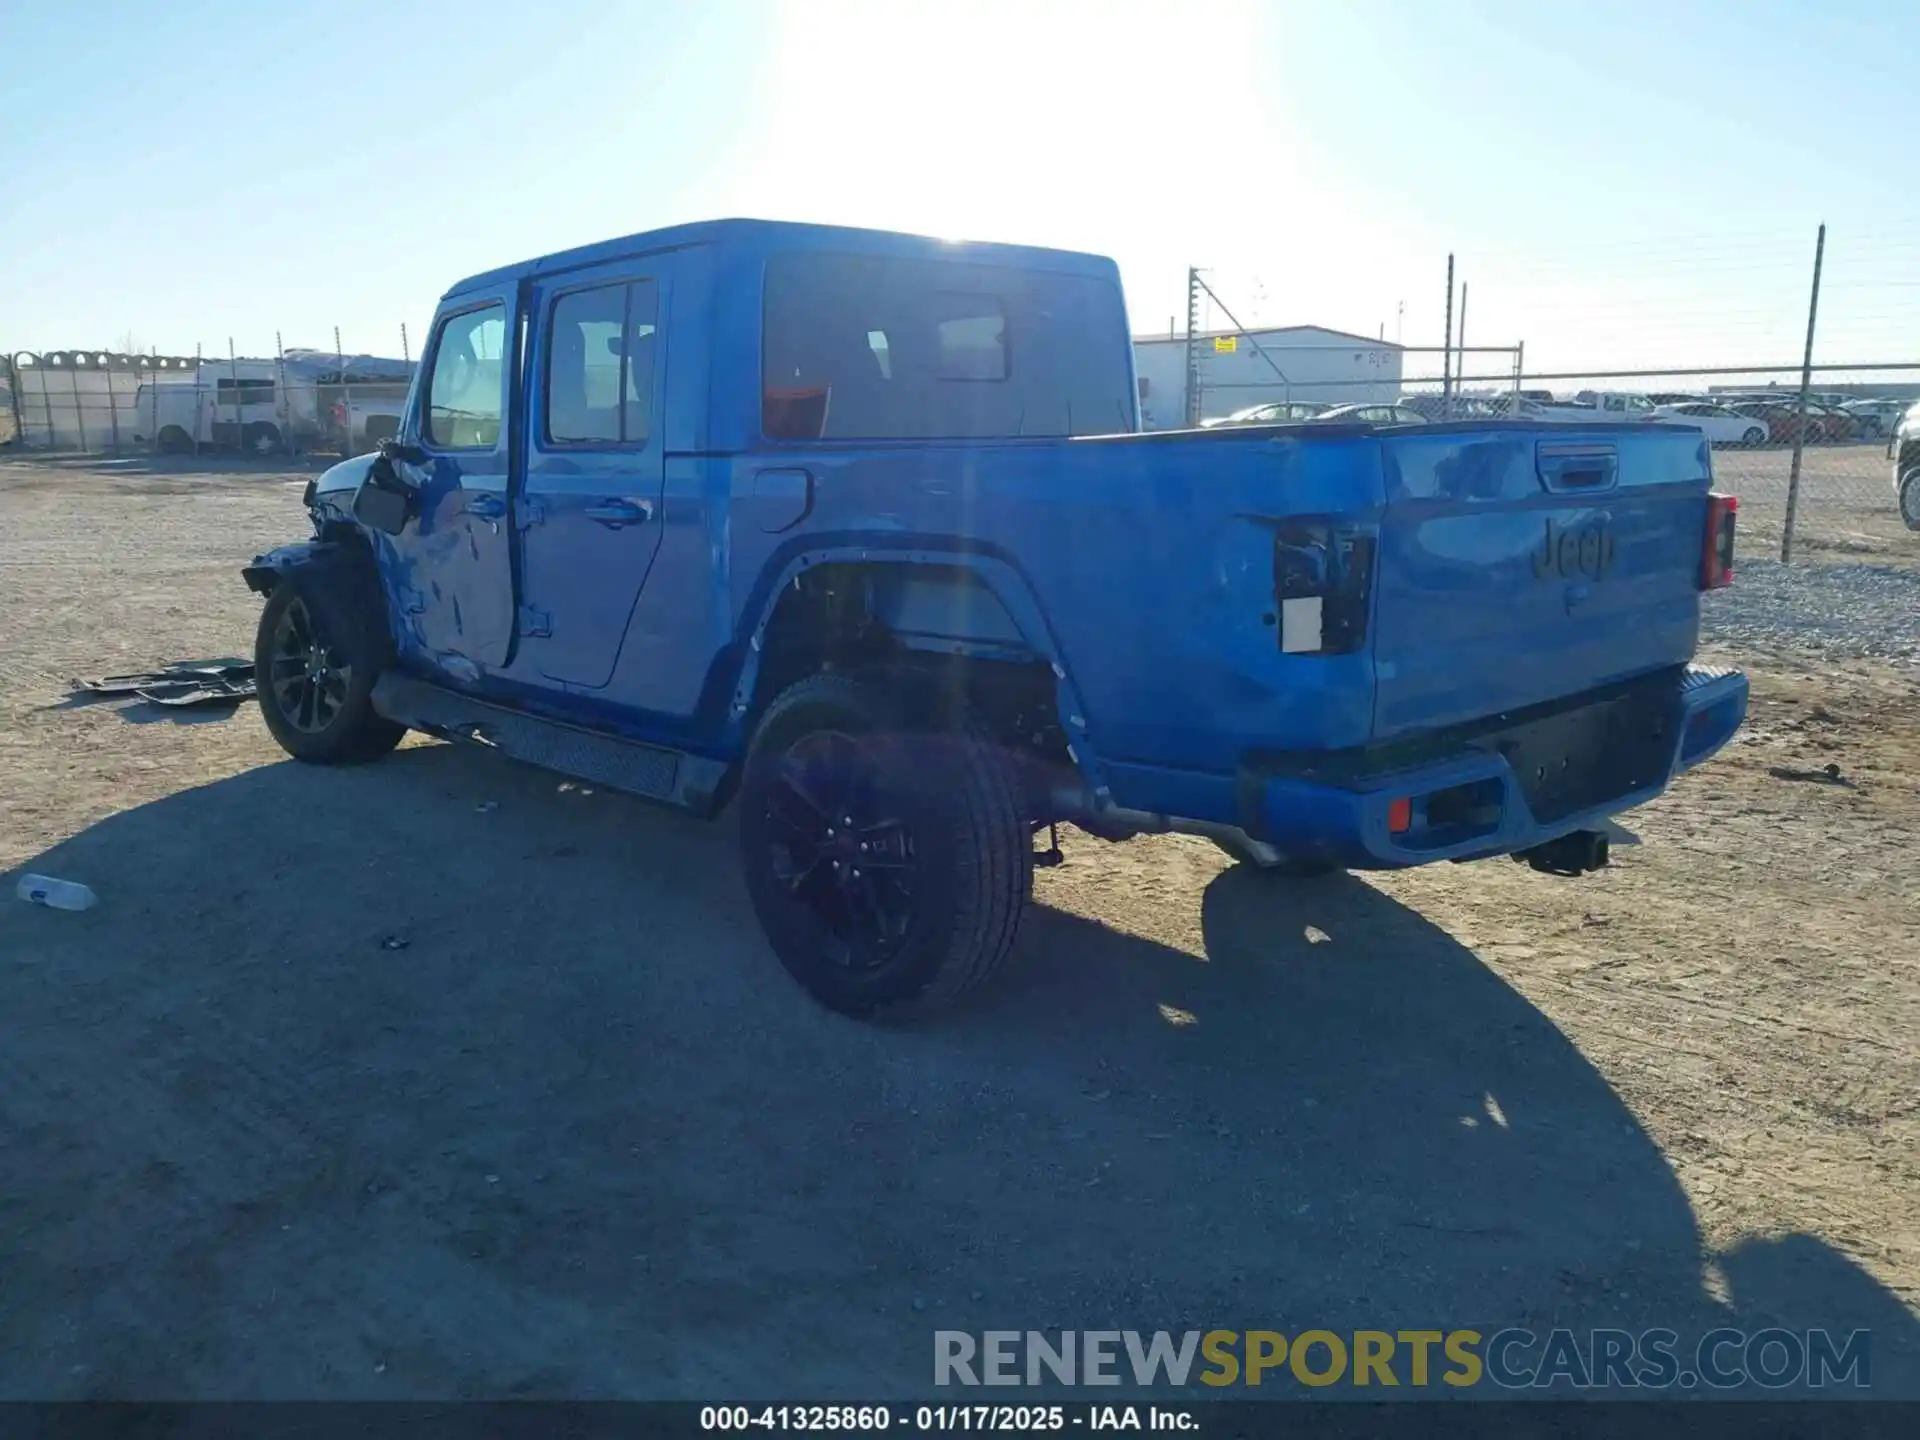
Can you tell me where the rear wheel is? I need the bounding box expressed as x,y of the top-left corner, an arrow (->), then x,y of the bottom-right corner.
1742,426 -> 1766,447
246,422 -> 282,457
738,674 -> 1031,1019
156,425 -> 193,454
253,573 -> 404,763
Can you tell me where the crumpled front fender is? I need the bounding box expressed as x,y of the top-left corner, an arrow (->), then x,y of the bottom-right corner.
241,536 -> 376,596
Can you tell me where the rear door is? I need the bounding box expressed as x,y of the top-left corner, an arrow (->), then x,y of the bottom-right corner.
516,260 -> 671,689
1370,426 -> 1711,739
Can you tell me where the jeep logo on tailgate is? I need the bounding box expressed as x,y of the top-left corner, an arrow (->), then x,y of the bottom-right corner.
1532,517 -> 1615,581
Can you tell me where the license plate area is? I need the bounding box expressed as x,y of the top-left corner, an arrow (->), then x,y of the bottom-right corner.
1480,681 -> 1680,824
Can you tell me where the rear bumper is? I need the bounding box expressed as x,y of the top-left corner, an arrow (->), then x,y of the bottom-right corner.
1250,664 -> 1746,869
1099,664 -> 1747,871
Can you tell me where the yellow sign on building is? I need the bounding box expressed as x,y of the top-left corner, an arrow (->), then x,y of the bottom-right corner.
1213,336 -> 1238,353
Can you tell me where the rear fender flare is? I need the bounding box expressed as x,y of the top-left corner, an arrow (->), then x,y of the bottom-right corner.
728,543 -> 1107,792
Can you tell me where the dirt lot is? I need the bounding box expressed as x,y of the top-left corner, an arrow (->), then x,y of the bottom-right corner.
1,455 -> 1916,1399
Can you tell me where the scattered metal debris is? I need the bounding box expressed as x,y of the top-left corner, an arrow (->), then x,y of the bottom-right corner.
71,658 -> 256,709
1768,762 -> 1848,785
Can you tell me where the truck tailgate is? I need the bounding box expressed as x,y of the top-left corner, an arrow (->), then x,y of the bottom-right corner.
1371,425 -> 1713,740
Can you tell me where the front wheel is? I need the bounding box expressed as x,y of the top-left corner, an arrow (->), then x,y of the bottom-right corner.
253,574 -> 404,763
738,674 -> 1031,1020
1900,469 -> 1920,532
246,422 -> 282,457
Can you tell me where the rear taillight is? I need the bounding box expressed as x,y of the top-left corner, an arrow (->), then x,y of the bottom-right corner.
1701,492 -> 1737,589
1274,522 -> 1376,654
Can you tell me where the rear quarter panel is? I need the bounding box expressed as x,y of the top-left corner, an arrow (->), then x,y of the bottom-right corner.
722,429 -> 1389,770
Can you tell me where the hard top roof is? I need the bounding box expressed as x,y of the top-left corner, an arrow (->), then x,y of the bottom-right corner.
443,217 -> 1118,300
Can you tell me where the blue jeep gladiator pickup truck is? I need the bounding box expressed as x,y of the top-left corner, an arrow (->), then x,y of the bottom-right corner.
243,218 -> 1748,1019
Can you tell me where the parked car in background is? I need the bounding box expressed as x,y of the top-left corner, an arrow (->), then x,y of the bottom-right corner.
1399,393 -> 1501,419
1652,402 -> 1770,447
1891,401 -> 1920,528
1479,394 -> 1557,419
1725,401 -> 1823,446
1843,398 -> 1908,439
1808,402 -> 1860,443
1567,390 -> 1661,419
1200,400 -> 1329,427
325,394 -> 406,456
1647,391 -> 1711,406
1311,403 -> 1426,425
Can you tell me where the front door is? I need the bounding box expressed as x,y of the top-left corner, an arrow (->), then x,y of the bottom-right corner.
515,263 -> 670,689
387,293 -> 517,675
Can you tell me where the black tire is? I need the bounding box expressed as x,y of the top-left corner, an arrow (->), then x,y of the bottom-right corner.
253,570 -> 404,764
738,674 -> 1031,1019
1901,469 -> 1920,533
156,425 -> 193,454
245,422 -> 283,457
1208,834 -> 1338,878
1741,426 -> 1766,447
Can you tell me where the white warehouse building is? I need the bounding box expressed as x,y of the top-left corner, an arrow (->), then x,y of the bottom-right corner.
1133,325 -> 1405,431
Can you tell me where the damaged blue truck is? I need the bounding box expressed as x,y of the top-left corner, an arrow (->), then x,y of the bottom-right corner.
242,219 -> 1748,1019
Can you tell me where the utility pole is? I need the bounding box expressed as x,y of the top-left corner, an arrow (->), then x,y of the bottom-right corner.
1441,254 -> 1455,419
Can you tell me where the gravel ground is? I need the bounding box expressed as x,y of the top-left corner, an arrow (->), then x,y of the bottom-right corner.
1703,559 -> 1920,665
1,456 -> 1916,1401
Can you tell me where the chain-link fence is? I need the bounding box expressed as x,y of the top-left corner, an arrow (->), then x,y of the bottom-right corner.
3,342 -> 415,460
1172,225 -> 1920,569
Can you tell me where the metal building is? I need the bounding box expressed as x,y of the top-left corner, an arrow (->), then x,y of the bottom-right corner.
1133,325 -> 1405,430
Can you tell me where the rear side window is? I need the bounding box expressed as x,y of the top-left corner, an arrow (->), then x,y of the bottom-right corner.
426,305 -> 506,448
762,251 -> 1132,441
544,280 -> 659,447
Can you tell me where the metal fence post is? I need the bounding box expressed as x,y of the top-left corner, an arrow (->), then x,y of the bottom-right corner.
193,342 -> 204,455
1183,269 -> 1202,428
1513,339 -> 1524,398
275,330 -> 291,454
1441,254 -> 1455,419
1457,283 -> 1468,400
1780,223 -> 1827,565
68,359 -> 88,452
6,354 -> 23,444
229,337 -> 243,455
106,356 -> 123,452
400,322 -> 410,365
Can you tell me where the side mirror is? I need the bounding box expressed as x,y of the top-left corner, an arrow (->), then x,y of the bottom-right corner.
352,450 -> 420,535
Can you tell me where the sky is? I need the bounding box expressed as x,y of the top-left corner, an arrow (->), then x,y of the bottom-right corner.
2,0 -> 1916,380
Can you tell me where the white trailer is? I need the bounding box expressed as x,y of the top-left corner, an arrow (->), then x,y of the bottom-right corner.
132,351 -> 414,455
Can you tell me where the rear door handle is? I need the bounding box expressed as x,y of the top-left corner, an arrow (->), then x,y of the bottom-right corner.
464,493 -> 507,520
585,499 -> 652,527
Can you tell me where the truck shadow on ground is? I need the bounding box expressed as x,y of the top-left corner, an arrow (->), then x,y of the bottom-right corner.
1,739 -> 1913,1399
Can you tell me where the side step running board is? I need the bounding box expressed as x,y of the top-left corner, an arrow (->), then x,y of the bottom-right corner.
372,672 -> 730,816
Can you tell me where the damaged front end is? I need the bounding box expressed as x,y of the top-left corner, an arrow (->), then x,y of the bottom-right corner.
241,453 -> 382,596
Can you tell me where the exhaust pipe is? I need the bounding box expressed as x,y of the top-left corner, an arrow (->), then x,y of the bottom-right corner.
1046,784 -> 1294,867
1516,829 -> 1610,876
